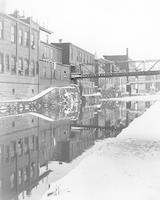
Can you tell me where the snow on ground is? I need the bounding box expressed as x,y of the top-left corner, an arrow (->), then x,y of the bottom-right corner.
41,99 -> 160,200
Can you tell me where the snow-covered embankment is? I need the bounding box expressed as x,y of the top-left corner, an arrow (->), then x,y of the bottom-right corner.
41,99 -> 160,200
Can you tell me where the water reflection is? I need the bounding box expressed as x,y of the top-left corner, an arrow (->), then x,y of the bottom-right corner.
0,86 -> 80,121
0,100 -> 154,200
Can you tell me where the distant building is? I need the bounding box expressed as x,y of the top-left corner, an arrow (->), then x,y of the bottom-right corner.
39,40 -> 71,91
103,49 -> 137,96
52,42 -> 95,73
52,42 -> 99,102
103,49 -> 130,72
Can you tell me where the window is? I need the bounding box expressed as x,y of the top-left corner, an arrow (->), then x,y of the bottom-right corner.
31,33 -> 35,49
12,89 -> 15,95
10,142 -> 16,158
30,136 -> 34,150
43,46 -> 47,58
0,21 -> 3,39
36,62 -> 39,75
5,55 -> 10,72
0,53 -> 4,73
18,170 -> 22,185
0,145 -> 2,163
24,137 -> 28,154
51,49 -> 54,60
17,139 -> 23,156
30,163 -> 34,178
24,31 -> 28,46
80,52 -> 82,62
43,67 -> 46,78
10,173 -> 15,189
5,145 -> 10,161
11,25 -> 16,43
31,34 -> 34,46
30,61 -> 35,76
23,168 -> 27,182
18,58 -> 23,75
18,29 -> 23,45
24,59 -> 29,76
70,47 -> 73,61
46,47 -> 49,58
11,56 -> 16,74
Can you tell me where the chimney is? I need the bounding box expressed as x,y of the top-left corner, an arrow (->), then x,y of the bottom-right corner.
13,9 -> 20,18
126,48 -> 129,57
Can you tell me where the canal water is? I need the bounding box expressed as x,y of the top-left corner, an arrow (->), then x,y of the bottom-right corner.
0,99 -> 155,200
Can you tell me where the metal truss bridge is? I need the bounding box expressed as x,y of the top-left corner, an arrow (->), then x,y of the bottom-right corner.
71,59 -> 160,80
71,70 -> 160,79
71,124 -> 126,131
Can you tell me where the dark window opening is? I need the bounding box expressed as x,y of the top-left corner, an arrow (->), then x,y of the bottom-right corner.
12,88 -> 15,95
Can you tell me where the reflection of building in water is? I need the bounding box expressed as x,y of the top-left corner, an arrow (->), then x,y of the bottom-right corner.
0,111 -> 97,199
0,115 -> 39,200
94,102 -> 126,139
0,101 -> 152,199
39,119 -> 71,167
126,101 -> 152,125
0,115 -> 72,200
56,129 -> 95,163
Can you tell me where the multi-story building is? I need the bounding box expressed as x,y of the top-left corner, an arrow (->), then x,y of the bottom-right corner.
39,33 -> 71,91
52,42 -> 95,72
0,11 -> 73,101
52,42 -> 98,102
0,10 -> 39,100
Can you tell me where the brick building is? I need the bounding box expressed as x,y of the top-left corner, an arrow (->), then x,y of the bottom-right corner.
52,42 -> 99,102
52,42 -> 95,73
0,11 -> 39,100
0,11 -> 72,101
39,31 -> 71,91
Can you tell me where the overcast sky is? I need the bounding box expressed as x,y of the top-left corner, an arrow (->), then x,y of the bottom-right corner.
2,0 -> 160,59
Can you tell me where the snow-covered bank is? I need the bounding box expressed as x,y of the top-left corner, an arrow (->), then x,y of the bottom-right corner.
101,94 -> 160,102
41,100 -> 160,200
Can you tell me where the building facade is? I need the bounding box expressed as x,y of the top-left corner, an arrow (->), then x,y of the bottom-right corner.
52,42 -> 95,72
39,41 -> 71,91
0,11 -> 39,100
103,50 -> 137,96
0,11 -> 73,101
53,42 -> 99,102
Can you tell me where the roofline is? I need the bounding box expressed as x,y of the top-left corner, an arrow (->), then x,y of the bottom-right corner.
0,12 -> 39,31
40,26 -> 53,34
53,42 -> 94,56
103,55 -> 128,58
40,41 -> 62,50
